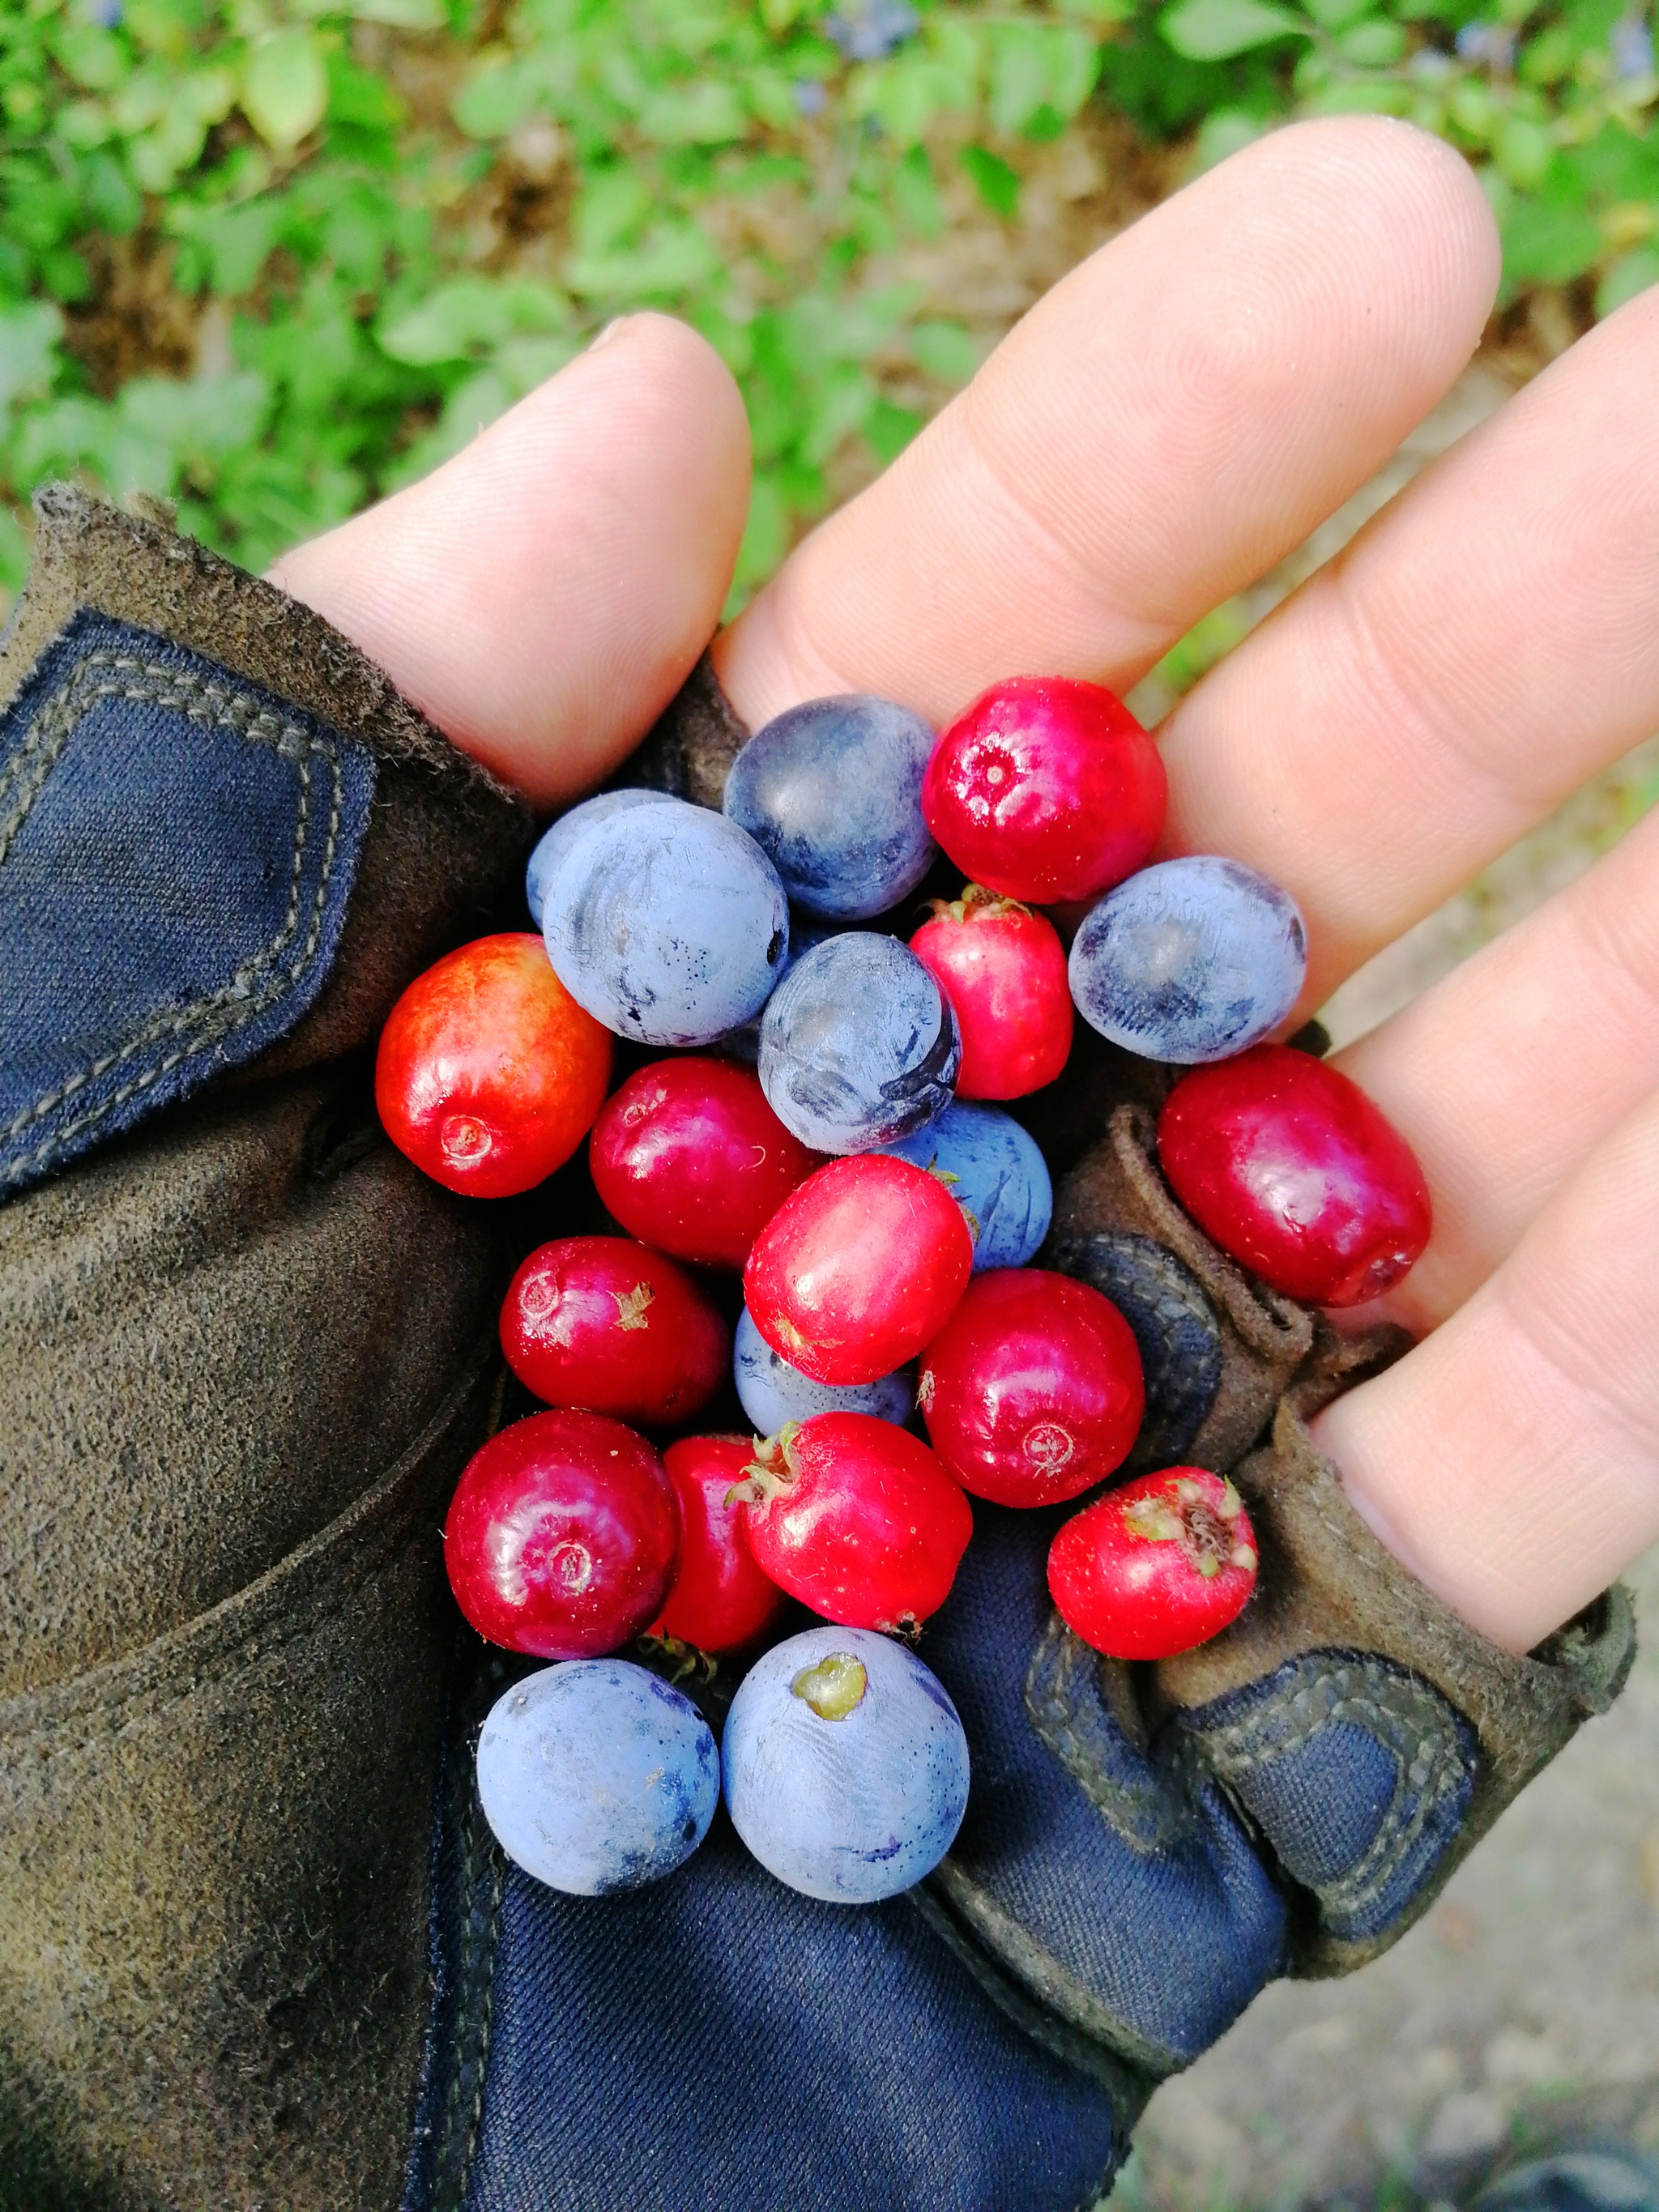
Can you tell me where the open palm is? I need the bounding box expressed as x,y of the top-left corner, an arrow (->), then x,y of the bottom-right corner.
274,113 -> 1659,1657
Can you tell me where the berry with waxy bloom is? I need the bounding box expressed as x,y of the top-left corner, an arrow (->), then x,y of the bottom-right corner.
646,1435 -> 790,1655
1156,1044 -> 1431,1306
501,1236 -> 729,1426
920,677 -> 1166,905
744,1153 -> 975,1386
740,1413 -> 974,1633
445,1409 -> 680,1660
918,1268 -> 1145,1507
1047,1468 -> 1259,1660
590,1055 -> 821,1272
375,932 -> 612,1198
910,884 -> 1073,1099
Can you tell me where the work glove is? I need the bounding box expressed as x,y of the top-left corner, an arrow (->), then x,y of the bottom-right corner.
0,492 -> 1633,2212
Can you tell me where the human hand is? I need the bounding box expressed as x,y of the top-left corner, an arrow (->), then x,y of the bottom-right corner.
279,111 -> 1659,1661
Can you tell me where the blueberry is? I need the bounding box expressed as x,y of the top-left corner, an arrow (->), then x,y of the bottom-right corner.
1068,856 -> 1307,1064
722,1626 -> 970,1902
719,916 -> 869,1064
758,934 -> 959,1152
733,1305 -> 916,1434
544,805 -> 789,1047
476,1660 -> 719,1895
723,695 -> 936,921
876,1099 -> 1052,1271
525,790 -> 683,929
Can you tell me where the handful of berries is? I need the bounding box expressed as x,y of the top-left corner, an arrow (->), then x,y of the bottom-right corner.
376,676 -> 1431,1905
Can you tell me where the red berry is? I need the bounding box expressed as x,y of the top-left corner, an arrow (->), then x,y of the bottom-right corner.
910,886 -> 1073,1099
918,1268 -> 1145,1507
376,932 -> 612,1199
445,1409 -> 680,1658
590,1056 -> 821,1271
742,1413 -> 973,1633
920,678 -> 1166,905
647,1434 -> 790,1654
744,1154 -> 975,1386
501,1236 -> 730,1426
1047,1468 -> 1258,1660
1157,1045 -> 1432,1306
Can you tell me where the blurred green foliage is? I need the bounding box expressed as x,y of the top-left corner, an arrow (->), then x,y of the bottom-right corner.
0,0 -> 1653,604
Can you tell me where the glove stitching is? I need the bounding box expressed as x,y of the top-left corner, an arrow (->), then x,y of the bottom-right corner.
1026,1613 -> 1197,1853
1188,1658 -> 1469,1924
429,1771 -> 505,2212
1,650 -> 345,1185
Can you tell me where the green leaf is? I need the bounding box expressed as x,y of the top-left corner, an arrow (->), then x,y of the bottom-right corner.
961,143 -> 1020,219
450,52 -> 541,139
241,33 -> 329,153
52,26 -> 130,94
1160,0 -> 1311,60
1494,113 -> 1556,188
1597,245 -> 1659,315
1192,107 -> 1271,169
1336,18 -> 1407,63
1499,194 -> 1605,287
118,372 -> 271,458
910,318 -> 979,382
731,472 -> 789,599
0,300 -> 64,416
865,396 -> 922,467
376,277 -> 568,365
636,79 -> 748,145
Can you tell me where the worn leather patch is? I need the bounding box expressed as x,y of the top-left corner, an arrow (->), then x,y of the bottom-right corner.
0,610 -> 375,1197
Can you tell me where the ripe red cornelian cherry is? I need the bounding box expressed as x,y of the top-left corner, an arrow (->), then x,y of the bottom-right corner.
918,1268 -> 1145,1507
646,1434 -> 790,1655
1156,1045 -> 1432,1306
920,677 -> 1166,906
589,1056 -> 821,1271
741,1413 -> 973,1634
375,932 -> 612,1198
501,1236 -> 730,1426
909,886 -> 1073,1100
744,1153 -> 975,1386
445,1409 -> 680,1659
1047,1468 -> 1258,1660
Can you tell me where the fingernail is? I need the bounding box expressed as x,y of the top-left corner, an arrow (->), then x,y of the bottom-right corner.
589,317 -> 632,352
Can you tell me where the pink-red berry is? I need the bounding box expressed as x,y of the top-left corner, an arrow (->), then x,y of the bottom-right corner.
741,1413 -> 973,1633
589,1056 -> 821,1271
445,1409 -> 680,1659
909,887 -> 1073,1100
646,1435 -> 790,1655
501,1235 -> 730,1426
1047,1468 -> 1258,1660
1157,1045 -> 1432,1306
744,1154 -> 975,1386
375,933 -> 612,1199
920,678 -> 1166,905
918,1268 -> 1145,1507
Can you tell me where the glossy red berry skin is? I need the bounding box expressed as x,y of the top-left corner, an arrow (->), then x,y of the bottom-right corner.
646,1435 -> 789,1654
501,1236 -> 730,1426
1157,1045 -> 1432,1306
444,1409 -> 680,1659
1047,1468 -> 1258,1660
920,678 -> 1166,905
918,1268 -> 1145,1507
743,1413 -> 973,1633
376,932 -> 612,1199
590,1056 -> 821,1271
744,1154 -> 975,1386
909,888 -> 1073,1100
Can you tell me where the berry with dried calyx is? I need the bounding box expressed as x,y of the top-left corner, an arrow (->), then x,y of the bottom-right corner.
744,1153 -> 975,1385
646,1434 -> 790,1655
739,1413 -> 973,1633
501,1235 -> 730,1426
375,932 -> 612,1198
909,884 -> 1073,1099
920,677 -> 1166,905
1047,1467 -> 1259,1660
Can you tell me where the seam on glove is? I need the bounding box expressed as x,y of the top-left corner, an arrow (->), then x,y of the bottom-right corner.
427,1770 -> 505,2212
1025,1610 -> 1197,1853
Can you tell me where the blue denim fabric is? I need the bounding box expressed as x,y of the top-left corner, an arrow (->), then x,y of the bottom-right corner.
0,609 -> 374,1197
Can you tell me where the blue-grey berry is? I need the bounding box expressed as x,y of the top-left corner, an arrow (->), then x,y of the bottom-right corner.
544,805 -> 789,1047
758,933 -> 959,1153
723,694 -> 936,920
722,1626 -> 969,1903
719,916 -> 868,1064
1068,856 -> 1307,1064
476,1660 -> 719,1895
733,1305 -> 915,1434
524,790 -> 684,929
876,1099 -> 1051,1270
